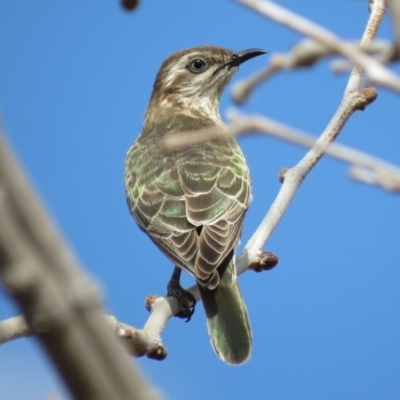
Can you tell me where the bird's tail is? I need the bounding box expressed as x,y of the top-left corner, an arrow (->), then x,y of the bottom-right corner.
197,258 -> 252,365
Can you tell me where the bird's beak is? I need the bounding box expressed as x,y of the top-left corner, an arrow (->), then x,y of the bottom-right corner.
229,48 -> 266,67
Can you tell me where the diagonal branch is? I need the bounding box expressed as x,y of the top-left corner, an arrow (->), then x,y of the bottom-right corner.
0,132 -> 159,400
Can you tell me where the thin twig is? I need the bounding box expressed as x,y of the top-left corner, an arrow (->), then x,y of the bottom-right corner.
345,0 -> 387,92
228,111 -> 400,192
0,316 -> 31,343
235,0 -> 387,265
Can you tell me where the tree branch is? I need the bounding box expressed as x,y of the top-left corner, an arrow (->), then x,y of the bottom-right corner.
235,0 -> 400,93
0,132 -> 159,400
232,39 -> 398,104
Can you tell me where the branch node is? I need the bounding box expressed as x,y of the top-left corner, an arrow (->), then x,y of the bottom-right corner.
278,168 -> 289,183
146,344 -> 168,361
353,86 -> 378,111
145,294 -> 158,312
359,86 -> 378,110
248,251 -> 279,272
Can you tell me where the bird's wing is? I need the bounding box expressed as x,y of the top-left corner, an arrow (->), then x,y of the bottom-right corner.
125,138 -> 251,286
125,140 -> 199,273
177,140 -> 251,286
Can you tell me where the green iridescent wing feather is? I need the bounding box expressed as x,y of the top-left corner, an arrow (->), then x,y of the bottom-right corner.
125,135 -> 251,288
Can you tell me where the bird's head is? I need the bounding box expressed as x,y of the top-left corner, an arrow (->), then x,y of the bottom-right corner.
144,46 -> 266,127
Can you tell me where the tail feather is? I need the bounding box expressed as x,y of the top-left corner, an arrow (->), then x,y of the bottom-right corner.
197,259 -> 252,365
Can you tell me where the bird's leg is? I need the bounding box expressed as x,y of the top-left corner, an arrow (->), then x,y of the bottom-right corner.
167,266 -> 196,322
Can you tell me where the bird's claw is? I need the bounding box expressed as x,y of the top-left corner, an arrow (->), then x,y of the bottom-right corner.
167,280 -> 196,322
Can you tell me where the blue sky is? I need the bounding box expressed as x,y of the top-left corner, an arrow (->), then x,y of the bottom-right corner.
1,1 -> 399,399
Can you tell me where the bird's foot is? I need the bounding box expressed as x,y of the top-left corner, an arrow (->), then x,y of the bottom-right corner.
167,267 -> 196,322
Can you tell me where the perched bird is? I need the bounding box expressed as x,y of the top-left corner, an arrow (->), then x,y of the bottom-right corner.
125,45 -> 265,365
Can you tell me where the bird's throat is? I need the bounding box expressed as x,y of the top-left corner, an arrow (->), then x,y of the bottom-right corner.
144,95 -> 224,135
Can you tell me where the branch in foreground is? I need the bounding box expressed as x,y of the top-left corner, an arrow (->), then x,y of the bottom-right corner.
0,132 -> 159,400
235,0 -> 400,93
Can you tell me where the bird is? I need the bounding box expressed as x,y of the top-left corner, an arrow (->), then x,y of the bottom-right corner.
124,45 -> 265,365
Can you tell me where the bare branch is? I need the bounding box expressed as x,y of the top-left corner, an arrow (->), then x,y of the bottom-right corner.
0,316 -> 31,343
236,0 -> 400,92
232,39 -> 398,104
332,41 -> 399,73
228,111 -> 400,192
0,313 -> 168,361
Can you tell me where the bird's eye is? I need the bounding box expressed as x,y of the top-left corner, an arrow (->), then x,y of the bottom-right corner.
188,58 -> 207,73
